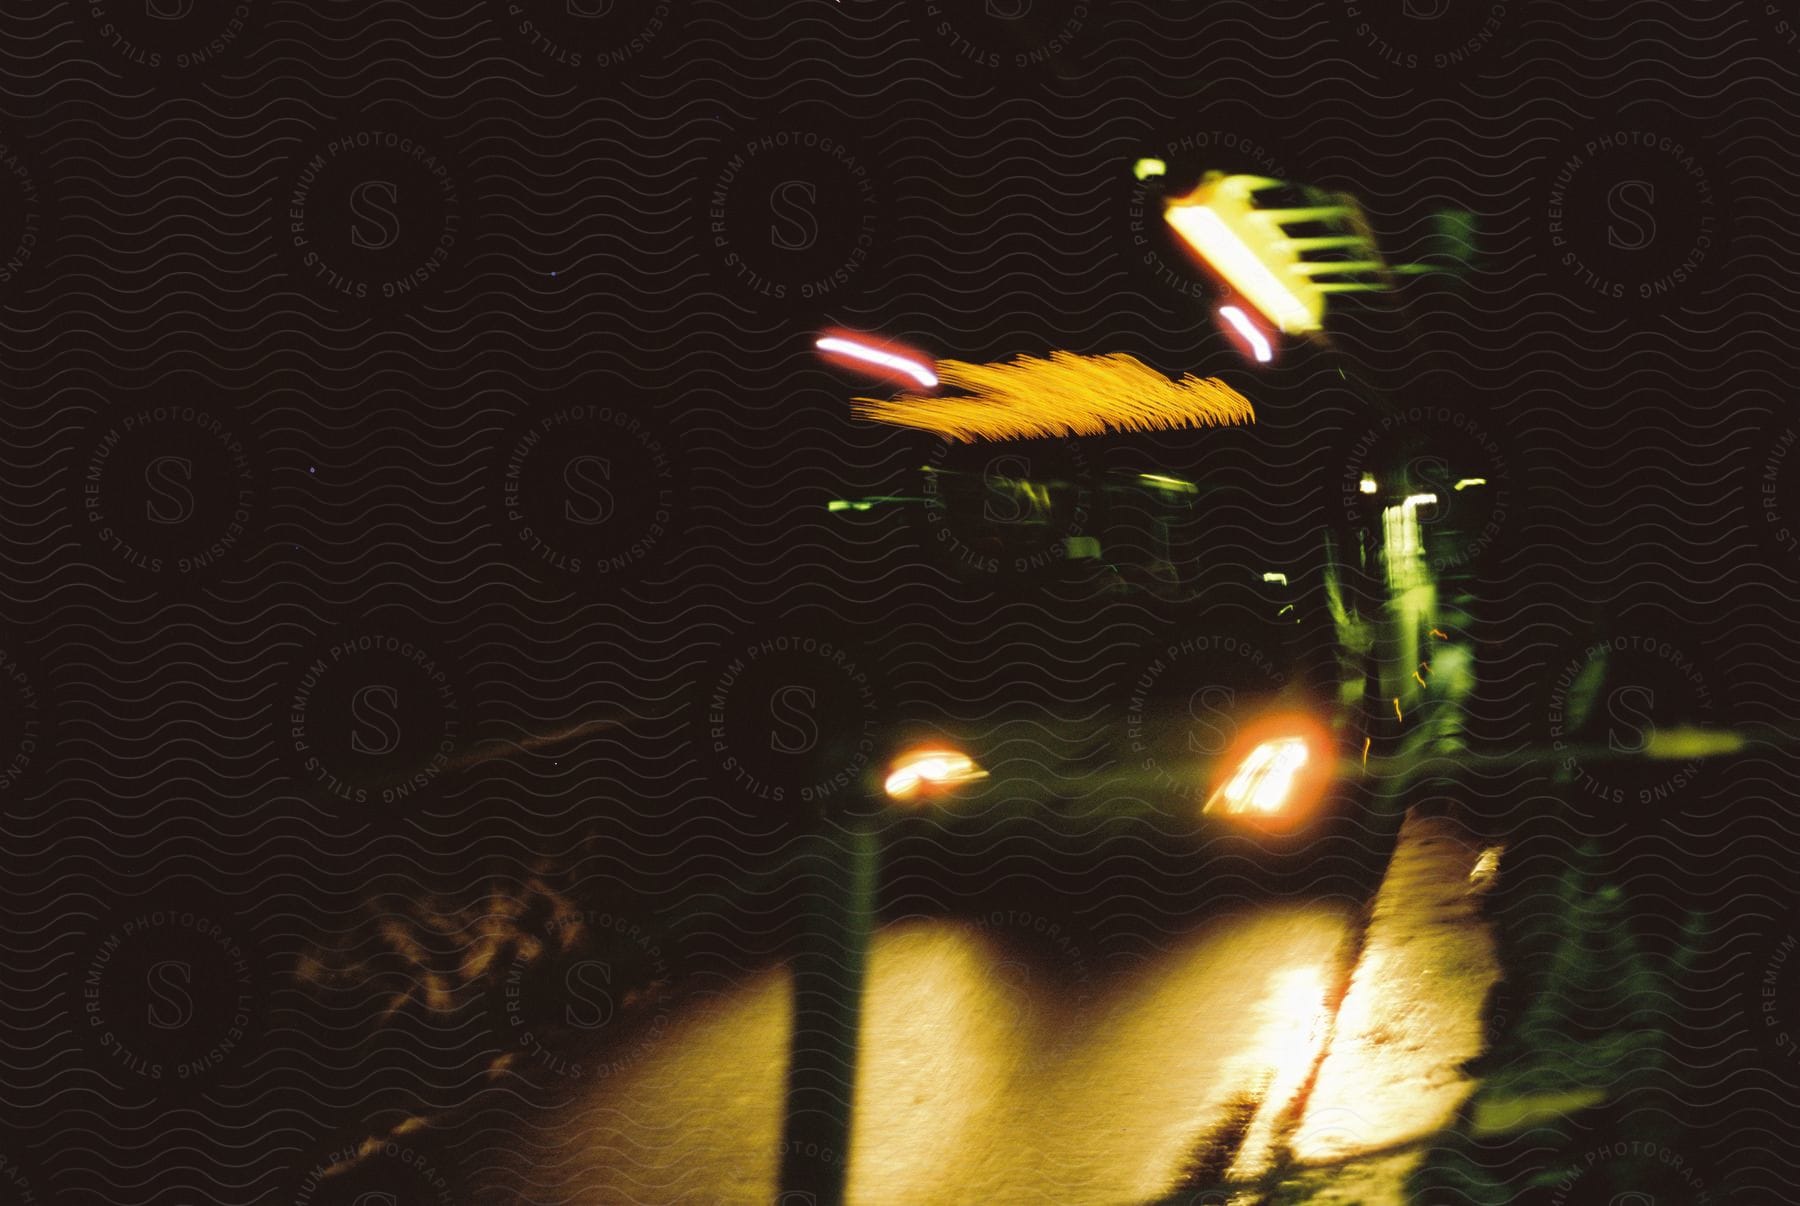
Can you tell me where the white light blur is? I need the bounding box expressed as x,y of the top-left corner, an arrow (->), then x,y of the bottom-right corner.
816,337 -> 939,389
1219,305 -> 1274,362
1165,202 -> 1317,333
1208,737 -> 1310,816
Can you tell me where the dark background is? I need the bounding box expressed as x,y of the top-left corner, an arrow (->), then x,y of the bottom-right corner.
1,1 -> 1797,1201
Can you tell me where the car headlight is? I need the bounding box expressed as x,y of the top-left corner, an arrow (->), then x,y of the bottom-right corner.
1202,712 -> 1334,824
884,748 -> 987,803
1205,736 -> 1310,816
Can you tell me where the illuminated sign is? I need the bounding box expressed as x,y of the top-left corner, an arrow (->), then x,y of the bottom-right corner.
1164,173 -> 1383,335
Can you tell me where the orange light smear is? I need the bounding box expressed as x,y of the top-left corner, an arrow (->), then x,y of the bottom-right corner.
1429,628 -> 1449,640
1202,711 -> 1335,828
1392,697 -> 1403,722
1206,736 -> 1311,817
1412,670 -> 1427,689
884,748 -> 987,802
851,350 -> 1254,443
1362,737 -> 1370,768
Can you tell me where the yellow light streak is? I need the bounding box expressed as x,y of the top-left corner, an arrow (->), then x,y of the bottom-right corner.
1165,200 -> 1320,333
852,350 -> 1254,443
1162,174 -> 1382,335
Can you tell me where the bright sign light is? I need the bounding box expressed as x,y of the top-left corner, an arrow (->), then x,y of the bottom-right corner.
1164,174 -> 1378,335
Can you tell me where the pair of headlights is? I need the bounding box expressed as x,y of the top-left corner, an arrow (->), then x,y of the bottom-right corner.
883,709 -> 1333,825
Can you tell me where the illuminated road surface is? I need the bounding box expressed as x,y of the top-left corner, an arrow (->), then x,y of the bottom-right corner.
491,816 -> 1498,1204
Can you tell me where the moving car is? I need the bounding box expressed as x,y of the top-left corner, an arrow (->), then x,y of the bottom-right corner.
822,417 -> 1423,919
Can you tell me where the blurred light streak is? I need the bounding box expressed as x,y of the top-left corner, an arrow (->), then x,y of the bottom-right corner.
1469,846 -> 1502,887
1382,496 -> 1433,590
1159,199 -> 1317,333
853,351 -> 1254,443
884,748 -> 987,801
1206,737 -> 1310,816
1643,727 -> 1744,760
817,335 -> 939,389
1219,304 -> 1273,362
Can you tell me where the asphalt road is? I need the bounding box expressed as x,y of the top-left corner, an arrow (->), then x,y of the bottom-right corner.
475,813 -> 1500,1204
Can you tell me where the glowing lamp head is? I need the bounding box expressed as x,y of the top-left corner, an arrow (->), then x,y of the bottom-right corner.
884,748 -> 987,803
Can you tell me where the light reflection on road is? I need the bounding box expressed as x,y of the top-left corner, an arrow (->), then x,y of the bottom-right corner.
503,903 -> 1355,1204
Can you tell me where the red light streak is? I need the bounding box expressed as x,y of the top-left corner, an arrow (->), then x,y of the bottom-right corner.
1218,305 -> 1273,363
815,332 -> 938,390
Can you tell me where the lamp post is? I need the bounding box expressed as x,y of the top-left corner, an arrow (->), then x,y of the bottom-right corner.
775,748 -> 986,1205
